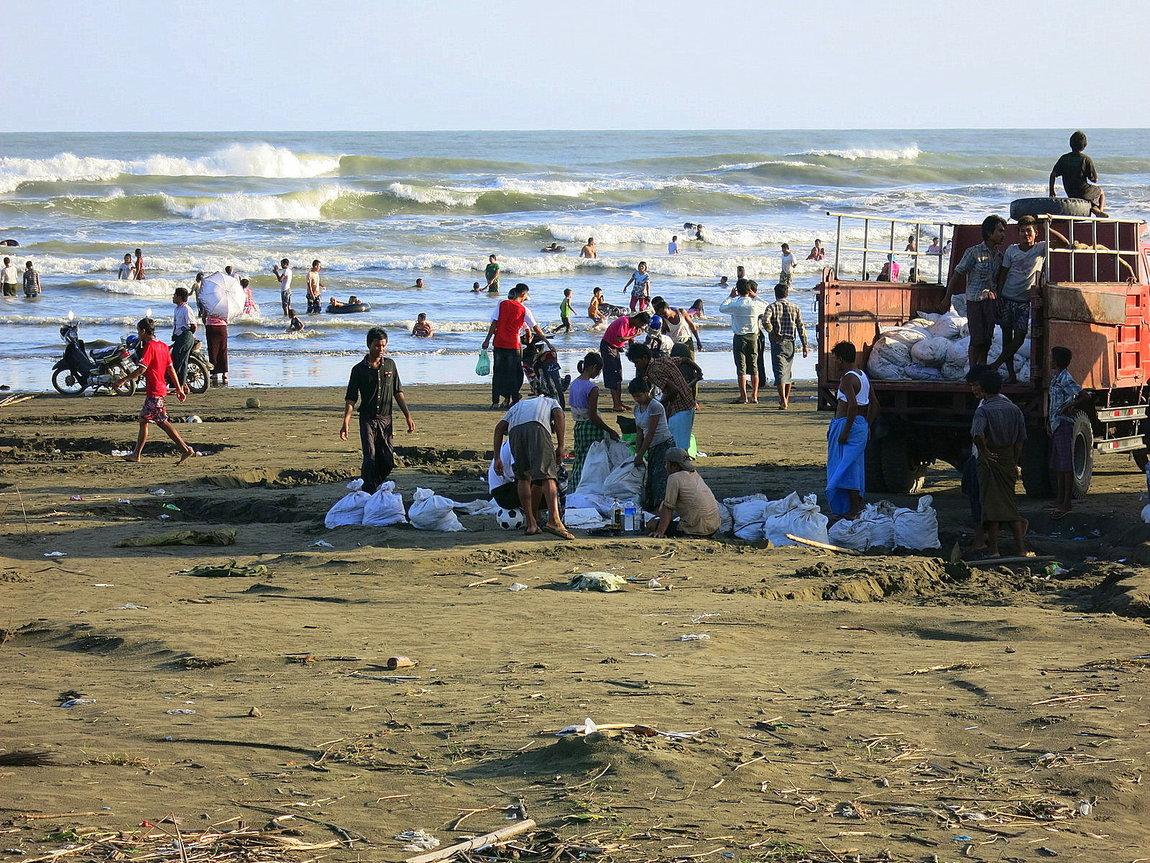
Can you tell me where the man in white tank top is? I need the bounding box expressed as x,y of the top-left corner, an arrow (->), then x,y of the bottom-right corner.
826,341 -> 879,519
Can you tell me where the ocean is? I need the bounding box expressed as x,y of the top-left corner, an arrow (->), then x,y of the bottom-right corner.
2,129 -> 1148,391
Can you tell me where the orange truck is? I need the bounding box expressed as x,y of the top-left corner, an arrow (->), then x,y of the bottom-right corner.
816,204 -> 1150,499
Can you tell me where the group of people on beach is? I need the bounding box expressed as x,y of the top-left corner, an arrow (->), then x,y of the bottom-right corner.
1,257 -> 40,298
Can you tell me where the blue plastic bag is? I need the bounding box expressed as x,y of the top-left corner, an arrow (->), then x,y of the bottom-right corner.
475,349 -> 491,376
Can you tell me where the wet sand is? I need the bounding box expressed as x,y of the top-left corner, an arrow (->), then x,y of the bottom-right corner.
2,381 -> 1149,862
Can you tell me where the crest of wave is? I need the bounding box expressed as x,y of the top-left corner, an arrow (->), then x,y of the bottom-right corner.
0,143 -> 339,193
166,186 -> 350,221
798,145 -> 921,161
546,223 -> 794,248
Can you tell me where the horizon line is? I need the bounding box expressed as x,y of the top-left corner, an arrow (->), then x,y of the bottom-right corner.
4,126 -> 1150,135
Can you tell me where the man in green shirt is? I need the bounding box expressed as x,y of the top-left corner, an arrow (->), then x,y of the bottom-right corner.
484,254 -> 500,293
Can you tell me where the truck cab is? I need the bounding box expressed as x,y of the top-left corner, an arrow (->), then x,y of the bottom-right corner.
816,208 -> 1150,498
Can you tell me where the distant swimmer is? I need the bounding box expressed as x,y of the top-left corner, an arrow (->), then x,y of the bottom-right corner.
806,239 -> 825,261
484,254 -> 500,292
471,280 -> 482,293
541,242 -> 565,253
1050,130 -> 1107,217
716,276 -> 729,289
694,224 -> 705,241
667,235 -> 679,255
286,308 -> 304,333
412,277 -> 425,289
580,237 -> 597,258
735,264 -> 746,283
411,313 -> 434,337
117,253 -> 134,280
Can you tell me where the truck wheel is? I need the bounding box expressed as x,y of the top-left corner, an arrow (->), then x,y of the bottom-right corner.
1021,428 -> 1054,498
1009,197 -> 1093,220
865,437 -> 887,493
1069,411 -> 1093,497
880,433 -> 927,495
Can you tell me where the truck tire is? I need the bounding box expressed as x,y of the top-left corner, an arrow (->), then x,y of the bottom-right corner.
880,433 -> 927,495
1021,428 -> 1054,498
1069,411 -> 1093,497
1009,197 -> 1092,220
865,437 -> 887,493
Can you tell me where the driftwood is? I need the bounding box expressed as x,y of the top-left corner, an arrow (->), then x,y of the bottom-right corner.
784,534 -> 860,555
404,819 -> 536,863
966,554 -> 1054,566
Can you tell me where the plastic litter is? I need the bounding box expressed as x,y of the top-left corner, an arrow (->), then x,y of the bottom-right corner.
59,697 -> 95,709
43,551 -> 67,558
679,633 -> 711,642
150,488 -> 167,496
346,478 -> 364,491
185,415 -> 203,423
69,495 -> 83,501
570,571 -> 626,592
395,830 -> 440,852
307,539 -> 335,549
111,449 -> 133,457
165,708 -> 196,715
117,498 -> 131,504
115,603 -> 148,610
508,582 -> 529,591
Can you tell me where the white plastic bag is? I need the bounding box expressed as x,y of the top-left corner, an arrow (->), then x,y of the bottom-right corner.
765,494 -> 829,546
564,508 -> 610,529
881,325 -> 929,347
576,440 -> 633,496
324,491 -> 370,529
893,495 -> 940,549
602,462 -> 643,501
362,481 -> 407,527
409,488 -> 465,532
827,502 -> 895,550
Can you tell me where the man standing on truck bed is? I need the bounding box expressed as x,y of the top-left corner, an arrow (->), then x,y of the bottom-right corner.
826,341 -> 879,520
993,215 -> 1070,384
943,215 -> 1007,368
971,369 -> 1031,558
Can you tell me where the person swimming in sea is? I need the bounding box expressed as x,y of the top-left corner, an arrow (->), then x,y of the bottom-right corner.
411,313 -> 434,337
687,299 -> 705,319
412,278 -> 426,289
541,242 -> 565,253
471,281 -> 482,293
286,308 -> 304,333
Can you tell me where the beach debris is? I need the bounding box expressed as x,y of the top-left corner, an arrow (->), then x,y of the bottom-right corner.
58,690 -> 94,709
628,652 -> 658,657
346,478 -> 364,491
679,633 -> 711,642
69,494 -> 84,501
43,551 -> 67,558
248,707 -> 263,718
114,603 -> 148,610
386,656 -> 417,670
118,528 -> 236,547
308,539 -> 335,549
466,577 -> 499,588
647,578 -> 661,588
112,449 -> 134,457
117,498 -> 132,504
175,560 -> 269,578
92,583 -> 114,587
186,415 -> 203,423
1075,800 -> 1093,816
552,718 -> 702,741
569,571 -> 626,592
395,830 -> 440,852
165,708 -> 196,715
150,488 -> 167,496
508,582 -> 529,591
245,397 -> 262,409
403,820 -> 535,863
325,491 -> 370,528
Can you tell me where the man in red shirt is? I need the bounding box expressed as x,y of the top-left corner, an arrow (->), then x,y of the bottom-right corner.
481,283 -> 553,410
599,311 -> 651,411
118,317 -> 195,464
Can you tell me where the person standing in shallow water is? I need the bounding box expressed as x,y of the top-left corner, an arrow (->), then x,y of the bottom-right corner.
340,327 -> 416,494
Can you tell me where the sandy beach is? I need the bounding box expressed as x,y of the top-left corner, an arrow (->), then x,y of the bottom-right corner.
2,381 -> 1149,862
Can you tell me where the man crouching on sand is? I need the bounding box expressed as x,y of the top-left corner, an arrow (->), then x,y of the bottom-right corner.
340,327 -> 416,493
492,393 -> 575,539
117,317 -> 196,464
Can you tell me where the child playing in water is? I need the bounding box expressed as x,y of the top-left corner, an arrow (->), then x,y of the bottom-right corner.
553,288 -> 574,333
411,313 -> 434,337
286,309 -> 304,333
687,299 -> 705,319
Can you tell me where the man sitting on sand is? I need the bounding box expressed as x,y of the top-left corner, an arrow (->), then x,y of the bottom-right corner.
116,318 -> 196,465
492,394 -> 574,539
971,369 -> 1031,557
647,447 -> 720,538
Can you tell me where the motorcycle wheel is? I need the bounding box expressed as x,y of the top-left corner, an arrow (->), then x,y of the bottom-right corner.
111,375 -> 136,397
52,368 -> 86,397
186,358 -> 210,395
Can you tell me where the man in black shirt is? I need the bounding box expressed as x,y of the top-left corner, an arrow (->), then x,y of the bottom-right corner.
1049,130 -> 1106,217
340,328 -> 416,493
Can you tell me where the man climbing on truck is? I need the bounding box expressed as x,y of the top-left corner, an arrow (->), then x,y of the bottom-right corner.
1049,131 -> 1107,217
992,215 -> 1070,384
943,214 -> 1007,368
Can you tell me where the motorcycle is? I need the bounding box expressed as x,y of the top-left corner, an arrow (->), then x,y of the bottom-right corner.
51,323 -> 137,397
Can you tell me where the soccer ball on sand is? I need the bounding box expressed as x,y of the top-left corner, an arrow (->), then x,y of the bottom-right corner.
496,508 -> 525,530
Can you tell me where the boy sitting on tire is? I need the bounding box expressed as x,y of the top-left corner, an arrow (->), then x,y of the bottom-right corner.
1049,130 -> 1107,217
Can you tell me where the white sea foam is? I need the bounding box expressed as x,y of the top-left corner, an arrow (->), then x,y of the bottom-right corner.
386,182 -> 481,206
798,145 -> 922,161
165,186 -> 351,221
75,276 -> 190,298
546,223 -> 793,248
0,143 -> 340,193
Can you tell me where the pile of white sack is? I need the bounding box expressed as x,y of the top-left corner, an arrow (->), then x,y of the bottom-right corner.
324,479 -> 501,531
567,440 -> 645,517
867,309 -> 1031,383
826,497 -> 941,550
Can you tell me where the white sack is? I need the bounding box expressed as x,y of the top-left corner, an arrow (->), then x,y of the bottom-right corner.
893,495 -> 941,549
906,363 -> 944,381
324,491 -> 370,529
910,336 -> 952,366
602,462 -> 643,501
564,507 -> 610,529
362,481 -> 407,526
929,310 -> 968,339
409,487 -> 465,532
765,494 -> 830,546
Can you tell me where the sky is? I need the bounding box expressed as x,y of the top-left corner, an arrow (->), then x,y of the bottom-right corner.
4,0 -> 1148,132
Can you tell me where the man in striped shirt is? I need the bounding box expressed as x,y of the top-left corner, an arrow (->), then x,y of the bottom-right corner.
762,282 -> 808,410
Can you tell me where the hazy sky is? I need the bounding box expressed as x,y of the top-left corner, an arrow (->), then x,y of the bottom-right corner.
4,0 -> 1147,131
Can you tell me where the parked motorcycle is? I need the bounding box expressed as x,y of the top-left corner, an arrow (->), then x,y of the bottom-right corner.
51,324 -> 136,397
